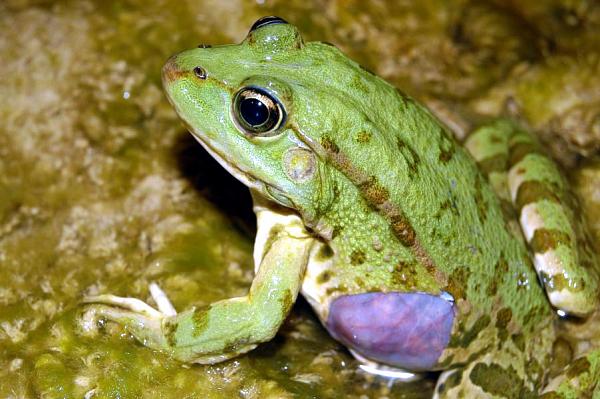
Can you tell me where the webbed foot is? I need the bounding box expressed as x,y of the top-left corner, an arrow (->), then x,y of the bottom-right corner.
80,283 -> 176,352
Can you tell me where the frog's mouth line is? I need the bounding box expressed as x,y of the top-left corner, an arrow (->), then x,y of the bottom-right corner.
189,131 -> 259,188
187,128 -> 291,207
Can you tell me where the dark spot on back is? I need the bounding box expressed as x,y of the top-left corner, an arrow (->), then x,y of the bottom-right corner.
448,315 -> 490,348
439,149 -> 454,163
470,363 -> 535,398
438,128 -> 455,164
354,277 -> 366,289
495,308 -> 512,346
446,268 -> 469,301
487,256 -> 508,295
392,260 -> 418,289
523,305 -> 547,326
437,197 -> 460,218
316,244 -> 334,261
397,138 -> 421,179
350,250 -> 366,265
356,131 -> 372,143
496,308 -> 512,329
473,174 -> 488,223
498,256 -> 509,273
486,281 -> 498,296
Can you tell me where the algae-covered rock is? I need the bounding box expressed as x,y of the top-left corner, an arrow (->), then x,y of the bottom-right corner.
0,0 -> 599,398
472,54 -> 600,166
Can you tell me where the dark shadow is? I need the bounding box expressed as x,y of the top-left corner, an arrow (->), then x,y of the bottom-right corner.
173,131 -> 256,237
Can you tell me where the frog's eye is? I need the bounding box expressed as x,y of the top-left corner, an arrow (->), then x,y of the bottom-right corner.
233,87 -> 285,136
249,16 -> 288,33
193,66 -> 207,80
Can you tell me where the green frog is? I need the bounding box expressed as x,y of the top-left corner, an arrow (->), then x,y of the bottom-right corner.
82,17 -> 600,397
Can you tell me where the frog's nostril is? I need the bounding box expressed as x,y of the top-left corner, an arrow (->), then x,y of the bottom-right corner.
197,44 -> 212,49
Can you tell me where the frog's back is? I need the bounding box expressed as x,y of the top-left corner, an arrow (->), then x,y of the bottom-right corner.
291,53 -> 552,310
292,51 -> 556,372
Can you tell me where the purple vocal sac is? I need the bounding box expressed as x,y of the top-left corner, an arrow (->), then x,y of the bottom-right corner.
326,292 -> 455,371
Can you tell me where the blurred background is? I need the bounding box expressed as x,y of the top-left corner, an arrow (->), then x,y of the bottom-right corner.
1,0 -> 599,397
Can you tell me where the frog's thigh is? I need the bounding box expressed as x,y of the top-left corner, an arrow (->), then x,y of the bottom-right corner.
464,120 -> 522,240
465,120 -> 600,317
434,352 -> 537,399
541,349 -> 600,398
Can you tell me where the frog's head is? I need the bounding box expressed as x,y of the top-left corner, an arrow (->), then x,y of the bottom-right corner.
162,17 -> 382,228
162,17 -> 324,223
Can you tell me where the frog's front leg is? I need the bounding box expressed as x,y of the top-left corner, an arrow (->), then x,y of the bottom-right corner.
465,119 -> 600,317
82,200 -> 315,364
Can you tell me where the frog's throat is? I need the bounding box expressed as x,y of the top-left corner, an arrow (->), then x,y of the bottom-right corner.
189,134 -> 256,187
189,133 -> 289,205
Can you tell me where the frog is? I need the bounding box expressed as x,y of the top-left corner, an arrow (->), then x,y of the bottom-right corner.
81,16 -> 600,398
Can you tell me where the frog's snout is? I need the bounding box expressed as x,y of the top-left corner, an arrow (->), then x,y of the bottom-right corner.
162,55 -> 186,84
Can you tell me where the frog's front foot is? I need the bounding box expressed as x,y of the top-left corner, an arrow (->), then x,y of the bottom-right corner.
80,283 -> 176,352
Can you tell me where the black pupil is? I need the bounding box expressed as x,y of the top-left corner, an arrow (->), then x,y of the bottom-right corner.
240,98 -> 269,127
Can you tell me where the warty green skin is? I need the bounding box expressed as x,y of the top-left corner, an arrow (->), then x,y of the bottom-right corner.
82,20 -> 600,398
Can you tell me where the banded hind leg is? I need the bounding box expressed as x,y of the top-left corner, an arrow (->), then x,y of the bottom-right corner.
435,349 -> 600,398
464,119 -> 600,317
434,348 -> 548,398
541,348 -> 600,397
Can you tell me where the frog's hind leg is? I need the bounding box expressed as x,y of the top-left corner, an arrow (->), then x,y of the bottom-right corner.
541,349 -> 600,398
434,351 -> 600,398
433,351 -> 543,398
434,348 -> 600,398
465,119 -> 600,317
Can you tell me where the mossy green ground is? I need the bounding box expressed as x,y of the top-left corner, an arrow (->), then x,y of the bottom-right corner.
0,0 -> 599,397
